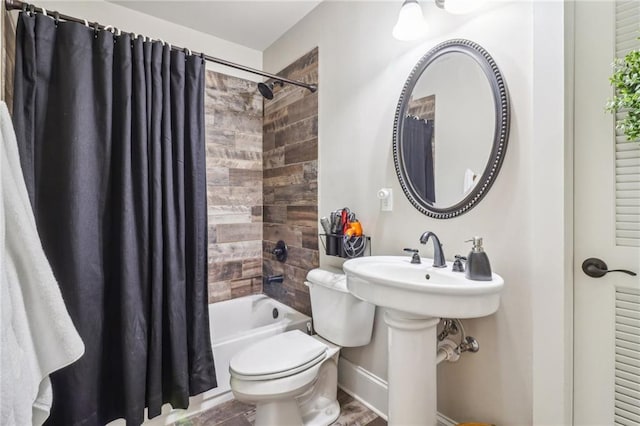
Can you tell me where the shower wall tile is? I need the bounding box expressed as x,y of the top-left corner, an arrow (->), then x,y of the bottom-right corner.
263,224 -> 303,247
208,242 -> 263,274
235,133 -> 263,153
206,71 -> 263,304
208,280 -> 232,302
210,261 -> 243,282
263,48 -> 319,316
230,278 -> 257,299
2,11 -> 17,111
208,186 -> 262,207
274,116 -> 317,146
207,146 -> 262,170
263,205 -> 287,224
301,228 -> 319,251
285,138 -> 318,165
242,259 -> 263,278
263,147 -> 285,169
287,206 -> 317,228
264,164 -> 304,187
303,161 -> 318,182
229,169 -> 262,186
216,223 -> 263,243
206,127 -> 236,148
272,182 -> 318,205
207,167 -> 230,186
251,206 -> 262,222
208,205 -> 253,225
288,95 -> 319,124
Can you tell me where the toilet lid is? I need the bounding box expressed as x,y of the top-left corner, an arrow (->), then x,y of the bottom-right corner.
229,330 -> 327,378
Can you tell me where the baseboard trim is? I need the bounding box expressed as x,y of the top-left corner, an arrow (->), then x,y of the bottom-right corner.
337,357 -> 388,419
337,357 -> 458,426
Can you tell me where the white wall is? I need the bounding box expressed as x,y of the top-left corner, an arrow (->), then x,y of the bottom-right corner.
264,1 -> 569,425
36,0 -> 262,81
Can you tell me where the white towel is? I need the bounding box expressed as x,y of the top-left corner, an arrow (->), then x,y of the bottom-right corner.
0,102 -> 84,425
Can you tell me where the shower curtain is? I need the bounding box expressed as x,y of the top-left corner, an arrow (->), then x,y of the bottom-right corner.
403,116 -> 435,204
11,13 -> 216,425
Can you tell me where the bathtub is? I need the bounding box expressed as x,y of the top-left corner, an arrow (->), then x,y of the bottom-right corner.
208,294 -> 312,399
136,294 -> 311,425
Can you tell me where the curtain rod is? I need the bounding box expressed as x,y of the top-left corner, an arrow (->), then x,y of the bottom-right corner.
4,0 -> 318,93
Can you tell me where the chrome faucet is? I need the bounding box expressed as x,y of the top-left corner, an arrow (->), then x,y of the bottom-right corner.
419,231 -> 446,268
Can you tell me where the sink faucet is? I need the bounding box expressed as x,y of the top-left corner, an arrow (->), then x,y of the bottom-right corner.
419,231 -> 446,268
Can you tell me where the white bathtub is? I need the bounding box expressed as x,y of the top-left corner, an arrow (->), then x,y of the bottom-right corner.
137,294 -> 311,425
208,294 -> 312,399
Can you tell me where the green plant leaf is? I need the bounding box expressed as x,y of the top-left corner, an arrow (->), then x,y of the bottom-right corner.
607,46 -> 640,143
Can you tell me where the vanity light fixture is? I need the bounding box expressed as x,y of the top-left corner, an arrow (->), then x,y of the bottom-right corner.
435,0 -> 484,15
392,0 -> 428,41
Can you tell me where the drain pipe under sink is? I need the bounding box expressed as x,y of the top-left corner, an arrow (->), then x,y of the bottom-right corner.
436,319 -> 480,364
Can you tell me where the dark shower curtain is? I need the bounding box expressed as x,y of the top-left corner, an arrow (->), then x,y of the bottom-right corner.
403,116 -> 435,204
12,13 -> 216,425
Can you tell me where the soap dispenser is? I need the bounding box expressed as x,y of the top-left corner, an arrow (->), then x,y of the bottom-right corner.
465,237 -> 493,281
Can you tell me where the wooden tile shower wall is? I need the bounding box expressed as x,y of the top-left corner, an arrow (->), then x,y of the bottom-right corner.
262,48 -> 319,316
2,11 -> 17,109
206,71 -> 264,302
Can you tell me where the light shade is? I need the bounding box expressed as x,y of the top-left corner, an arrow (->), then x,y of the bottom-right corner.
392,0 -> 428,41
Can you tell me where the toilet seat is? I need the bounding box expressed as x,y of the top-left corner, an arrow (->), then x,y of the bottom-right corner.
230,330 -> 328,381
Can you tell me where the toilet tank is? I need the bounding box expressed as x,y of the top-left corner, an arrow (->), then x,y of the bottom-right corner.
305,268 -> 375,347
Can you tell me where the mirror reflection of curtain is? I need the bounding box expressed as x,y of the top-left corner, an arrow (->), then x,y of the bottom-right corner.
403,116 -> 435,204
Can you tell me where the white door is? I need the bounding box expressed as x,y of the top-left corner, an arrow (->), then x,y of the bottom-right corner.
574,1 -> 640,425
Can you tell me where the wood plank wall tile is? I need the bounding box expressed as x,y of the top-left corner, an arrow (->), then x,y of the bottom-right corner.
2,11 -> 16,111
263,48 -> 319,316
206,71 -> 264,303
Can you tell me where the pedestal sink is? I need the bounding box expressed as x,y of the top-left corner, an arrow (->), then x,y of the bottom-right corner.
343,256 -> 504,426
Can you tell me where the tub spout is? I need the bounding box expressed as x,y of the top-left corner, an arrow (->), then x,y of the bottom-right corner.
265,274 -> 284,285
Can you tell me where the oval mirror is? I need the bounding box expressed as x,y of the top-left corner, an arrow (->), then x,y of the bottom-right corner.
393,39 -> 510,219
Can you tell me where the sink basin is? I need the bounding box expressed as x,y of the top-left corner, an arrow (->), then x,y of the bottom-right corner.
343,255 -> 504,318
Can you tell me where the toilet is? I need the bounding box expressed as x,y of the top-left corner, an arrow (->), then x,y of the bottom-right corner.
229,268 -> 376,426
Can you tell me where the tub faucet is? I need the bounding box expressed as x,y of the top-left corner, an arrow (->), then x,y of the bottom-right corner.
265,274 -> 284,285
419,231 -> 446,268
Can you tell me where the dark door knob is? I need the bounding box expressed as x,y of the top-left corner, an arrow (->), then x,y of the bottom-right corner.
582,257 -> 637,278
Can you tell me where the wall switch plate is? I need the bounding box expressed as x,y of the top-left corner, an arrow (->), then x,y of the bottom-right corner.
377,188 -> 393,211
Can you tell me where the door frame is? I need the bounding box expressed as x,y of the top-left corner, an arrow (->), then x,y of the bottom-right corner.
531,1 -> 574,424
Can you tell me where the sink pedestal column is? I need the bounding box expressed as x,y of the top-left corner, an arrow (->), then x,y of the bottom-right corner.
384,310 -> 440,426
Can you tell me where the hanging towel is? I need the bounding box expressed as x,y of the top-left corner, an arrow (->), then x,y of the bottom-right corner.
0,101 -> 84,426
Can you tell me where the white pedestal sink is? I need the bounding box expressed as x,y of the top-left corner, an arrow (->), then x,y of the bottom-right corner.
343,256 -> 504,426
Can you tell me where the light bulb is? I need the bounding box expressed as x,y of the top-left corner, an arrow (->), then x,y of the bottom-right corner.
392,0 -> 428,41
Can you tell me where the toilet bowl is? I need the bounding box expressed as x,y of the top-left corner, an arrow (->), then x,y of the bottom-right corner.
229,268 -> 375,426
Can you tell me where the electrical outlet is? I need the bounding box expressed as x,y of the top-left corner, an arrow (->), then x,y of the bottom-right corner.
377,188 -> 393,211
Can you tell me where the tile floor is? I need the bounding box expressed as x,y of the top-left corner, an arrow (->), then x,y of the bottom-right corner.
173,389 -> 387,426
